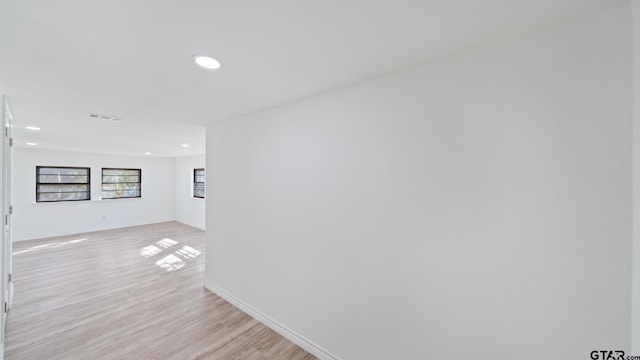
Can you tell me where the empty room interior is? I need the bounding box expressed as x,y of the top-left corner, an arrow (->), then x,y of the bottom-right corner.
1,0 -> 640,359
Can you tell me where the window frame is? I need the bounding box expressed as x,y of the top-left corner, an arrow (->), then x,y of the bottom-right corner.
35,166 -> 91,203
101,168 -> 142,200
193,168 -> 205,199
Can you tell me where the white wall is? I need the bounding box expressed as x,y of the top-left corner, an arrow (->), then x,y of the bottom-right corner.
13,148 -> 176,241
175,155 -> 206,230
206,4 -> 632,360
632,0 -> 640,354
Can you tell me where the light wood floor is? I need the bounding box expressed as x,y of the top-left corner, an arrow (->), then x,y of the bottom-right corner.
5,221 -> 317,360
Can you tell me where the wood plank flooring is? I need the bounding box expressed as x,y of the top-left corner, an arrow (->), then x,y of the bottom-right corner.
5,221 -> 317,360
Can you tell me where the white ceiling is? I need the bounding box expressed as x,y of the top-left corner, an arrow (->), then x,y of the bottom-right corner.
0,0 -> 624,157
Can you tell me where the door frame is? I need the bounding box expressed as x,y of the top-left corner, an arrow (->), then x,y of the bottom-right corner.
1,94 -> 13,358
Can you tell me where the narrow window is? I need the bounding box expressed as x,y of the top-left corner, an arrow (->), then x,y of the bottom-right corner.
102,168 -> 141,199
36,166 -> 90,202
194,168 -> 205,199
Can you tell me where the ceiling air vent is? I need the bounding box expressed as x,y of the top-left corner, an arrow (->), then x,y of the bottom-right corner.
88,113 -> 124,123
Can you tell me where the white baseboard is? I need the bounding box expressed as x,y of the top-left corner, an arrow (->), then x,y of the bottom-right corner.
204,281 -> 339,360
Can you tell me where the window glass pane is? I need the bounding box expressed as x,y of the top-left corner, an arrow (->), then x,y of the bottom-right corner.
38,184 -> 89,193
101,168 -> 141,199
102,175 -> 140,183
102,190 -> 141,199
38,167 -> 88,176
102,169 -> 139,176
101,183 -> 141,191
37,191 -> 90,202
38,174 -> 88,184
194,168 -> 205,198
36,166 -> 91,202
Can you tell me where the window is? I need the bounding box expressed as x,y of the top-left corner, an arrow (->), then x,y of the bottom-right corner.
194,168 -> 205,198
36,166 -> 90,202
102,168 -> 141,199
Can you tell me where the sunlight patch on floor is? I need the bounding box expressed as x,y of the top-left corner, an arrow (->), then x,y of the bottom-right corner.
156,238 -> 178,248
156,254 -> 185,271
140,245 -> 162,258
176,245 -> 201,259
13,238 -> 88,255
140,238 -> 201,272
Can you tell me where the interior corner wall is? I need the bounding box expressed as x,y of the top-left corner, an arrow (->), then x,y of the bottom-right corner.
205,4 -> 632,360
13,148 -> 176,241
175,155 -> 206,230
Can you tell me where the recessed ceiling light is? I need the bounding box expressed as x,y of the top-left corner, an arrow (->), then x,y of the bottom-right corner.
181,144 -> 190,148
25,126 -> 41,131
26,142 -> 37,146
193,55 -> 221,70
144,152 -> 152,155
